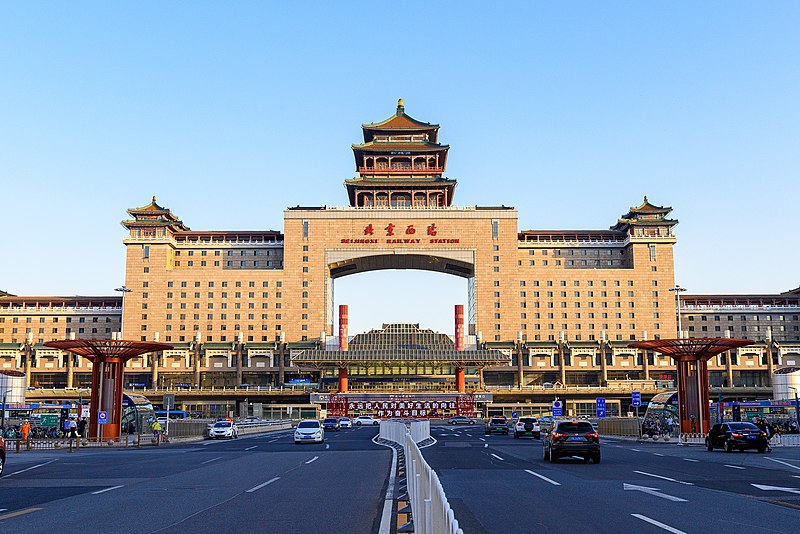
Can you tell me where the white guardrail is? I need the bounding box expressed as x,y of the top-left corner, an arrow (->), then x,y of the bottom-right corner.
380,421 -> 463,534
678,432 -> 800,447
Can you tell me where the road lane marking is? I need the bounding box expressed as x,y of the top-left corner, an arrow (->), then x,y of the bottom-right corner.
479,438 -> 485,441
484,443 -> 488,448
0,508 -> 42,521
201,457 -> 222,465
91,485 -> 124,495
305,456 -> 319,464
246,477 -> 280,493
524,469 -> 560,486
0,509 -> 6,513
653,453 -> 665,457
7,459 -> 57,477
766,457 -> 800,471
268,438 -> 279,443
724,465 -> 745,470
325,444 -> 330,450
682,458 -> 699,463
634,471 -> 694,486
752,484 -> 800,495
245,445 -> 257,451
631,514 -> 686,534
631,448 -> 641,452
490,453 -> 504,461
202,441 -> 214,446
624,483 -> 687,502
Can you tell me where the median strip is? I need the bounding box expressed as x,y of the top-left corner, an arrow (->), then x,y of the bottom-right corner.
246,477 -> 280,493
0,508 -> 42,521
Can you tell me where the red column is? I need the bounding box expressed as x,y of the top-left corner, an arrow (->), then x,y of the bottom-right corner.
454,304 -> 464,351
88,357 -> 102,440
338,367 -> 349,393
455,367 -> 465,393
339,304 -> 349,352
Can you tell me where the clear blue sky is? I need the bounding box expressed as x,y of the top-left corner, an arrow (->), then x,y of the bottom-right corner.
1,2 -> 798,335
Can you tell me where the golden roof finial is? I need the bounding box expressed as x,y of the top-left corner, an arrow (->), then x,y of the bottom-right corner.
643,195 -> 648,203
398,98 -> 404,107
152,195 -> 157,203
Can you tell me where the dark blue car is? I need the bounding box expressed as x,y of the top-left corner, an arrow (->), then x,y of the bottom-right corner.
322,417 -> 341,431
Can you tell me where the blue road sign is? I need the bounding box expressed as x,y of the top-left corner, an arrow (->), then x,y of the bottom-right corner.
552,400 -> 563,417
511,411 -> 518,419
632,391 -> 641,407
596,398 -> 607,418
97,411 -> 108,425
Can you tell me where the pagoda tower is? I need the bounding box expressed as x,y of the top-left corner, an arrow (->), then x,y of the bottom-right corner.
345,99 -> 456,208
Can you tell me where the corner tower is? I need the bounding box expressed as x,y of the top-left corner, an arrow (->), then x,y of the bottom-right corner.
345,99 -> 457,207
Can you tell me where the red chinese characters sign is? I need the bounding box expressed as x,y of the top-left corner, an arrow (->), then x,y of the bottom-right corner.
341,223 -> 459,245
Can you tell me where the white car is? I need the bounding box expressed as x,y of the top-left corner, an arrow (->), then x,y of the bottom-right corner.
208,420 -> 239,439
353,416 -> 380,426
338,417 -> 352,428
514,417 -> 541,439
294,419 -> 324,444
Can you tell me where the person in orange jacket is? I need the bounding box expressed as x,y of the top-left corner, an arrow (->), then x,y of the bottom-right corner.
20,419 -> 31,443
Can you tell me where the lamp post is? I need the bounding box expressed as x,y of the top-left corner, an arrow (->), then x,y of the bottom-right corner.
668,285 -> 687,338
0,388 -> 11,430
789,386 -> 800,430
114,286 -> 132,338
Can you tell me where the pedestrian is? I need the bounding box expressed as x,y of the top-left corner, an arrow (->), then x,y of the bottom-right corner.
20,419 -> 31,444
126,421 -> 136,435
62,417 -> 71,438
152,419 -> 162,443
77,417 -> 87,439
68,418 -> 78,439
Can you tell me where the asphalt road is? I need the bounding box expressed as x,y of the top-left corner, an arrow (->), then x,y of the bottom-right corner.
0,426 -> 390,533
425,424 -> 800,534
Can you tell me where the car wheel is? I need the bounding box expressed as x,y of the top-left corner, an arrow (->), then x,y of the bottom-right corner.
356,422 -> 361,426
373,422 -> 379,426
724,441 -> 734,453
543,445 -> 550,461
757,446 -> 767,453
514,433 -> 519,439
549,450 -> 558,463
706,438 -> 713,452
592,452 -> 601,464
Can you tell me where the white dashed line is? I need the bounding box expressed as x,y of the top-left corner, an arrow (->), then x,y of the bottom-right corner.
765,457 -> 800,471
325,444 -> 330,450
201,457 -> 222,465
634,470 -> 694,486
683,458 -> 699,463
524,469 -> 561,486
484,443 -> 488,448
490,453 -> 504,461
91,485 -> 124,495
479,438 -> 486,441
305,456 -> 319,464
653,453 -> 665,457
7,459 -> 57,477
245,445 -> 258,451
0,509 -> 7,512
631,448 -> 641,452
631,514 -> 686,534
246,477 -> 280,493
724,465 -> 745,470
268,438 -> 279,443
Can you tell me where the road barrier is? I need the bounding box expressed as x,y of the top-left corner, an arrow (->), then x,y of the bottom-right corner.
771,433 -> 800,447
380,421 -> 462,534
597,417 -> 641,438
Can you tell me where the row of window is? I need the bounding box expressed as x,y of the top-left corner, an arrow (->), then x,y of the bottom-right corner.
687,315 -> 799,322
0,327 -> 110,335
0,316 -> 115,324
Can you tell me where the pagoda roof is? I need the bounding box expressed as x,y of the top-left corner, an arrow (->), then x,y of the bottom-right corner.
352,141 -> 449,153
624,196 -> 672,216
345,177 -> 457,186
611,196 -> 678,232
123,196 -> 189,231
361,100 -> 441,143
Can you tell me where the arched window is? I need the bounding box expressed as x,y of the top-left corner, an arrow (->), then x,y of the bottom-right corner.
376,157 -> 389,170
376,192 -> 389,206
414,192 -> 427,207
392,193 -> 411,207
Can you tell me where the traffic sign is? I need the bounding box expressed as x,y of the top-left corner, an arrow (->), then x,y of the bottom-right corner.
163,394 -> 175,410
552,400 -> 563,417
40,414 -> 59,427
97,411 -> 108,425
632,391 -> 641,407
596,398 -> 607,418
511,411 -> 518,419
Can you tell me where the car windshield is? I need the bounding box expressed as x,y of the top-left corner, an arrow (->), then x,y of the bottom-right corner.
556,422 -> 594,433
339,418 -> 350,421
213,422 -> 231,428
297,421 -> 320,429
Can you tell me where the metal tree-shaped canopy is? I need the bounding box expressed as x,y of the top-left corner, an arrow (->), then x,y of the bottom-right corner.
628,337 -> 753,361
44,339 -> 173,360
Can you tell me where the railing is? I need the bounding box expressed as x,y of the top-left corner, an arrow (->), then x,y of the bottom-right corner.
380,421 -> 461,534
771,433 -> 800,447
357,166 -> 444,174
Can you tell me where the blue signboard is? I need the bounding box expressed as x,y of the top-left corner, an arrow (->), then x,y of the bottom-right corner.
288,378 -> 311,385
632,391 -> 641,407
97,411 -> 108,425
552,400 -> 563,417
511,411 -> 518,419
596,398 -> 607,418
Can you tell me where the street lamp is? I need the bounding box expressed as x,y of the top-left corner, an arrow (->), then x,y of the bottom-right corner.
669,285 -> 687,338
789,386 -> 800,430
114,286 -> 132,339
0,388 -> 11,430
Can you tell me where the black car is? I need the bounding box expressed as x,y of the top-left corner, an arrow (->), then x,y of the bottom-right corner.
322,417 -> 341,431
705,422 -> 768,453
484,417 -> 509,435
542,420 -> 600,463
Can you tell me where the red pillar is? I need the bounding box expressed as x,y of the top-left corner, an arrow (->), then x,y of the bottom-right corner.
454,304 -> 464,351
339,304 -> 349,352
338,367 -> 349,393
455,367 -> 466,393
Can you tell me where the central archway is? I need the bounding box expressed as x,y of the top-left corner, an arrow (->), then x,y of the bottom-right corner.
324,249 -> 476,338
